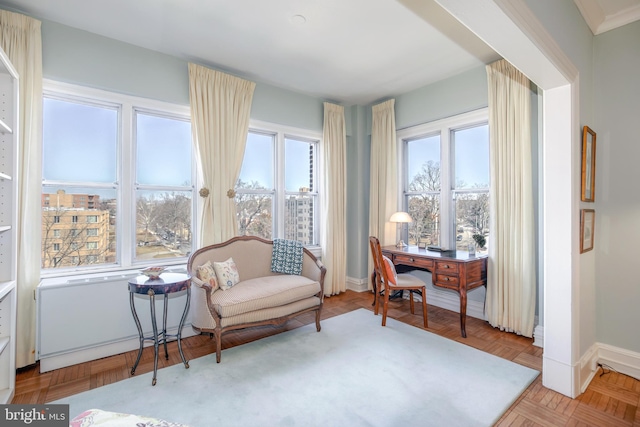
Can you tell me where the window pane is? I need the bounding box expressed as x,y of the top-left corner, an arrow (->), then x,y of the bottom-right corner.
135,191 -> 192,260
43,97 -> 117,183
284,194 -> 315,245
407,135 -> 440,192
285,138 -> 315,192
407,194 -> 440,246
453,124 -> 489,189
136,113 -> 192,186
238,132 -> 273,189
42,187 -> 116,269
236,193 -> 273,239
454,192 -> 489,250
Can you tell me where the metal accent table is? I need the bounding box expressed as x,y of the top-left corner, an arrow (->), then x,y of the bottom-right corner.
128,272 -> 191,385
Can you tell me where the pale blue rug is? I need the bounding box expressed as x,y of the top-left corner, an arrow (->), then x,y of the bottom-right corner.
55,309 -> 538,426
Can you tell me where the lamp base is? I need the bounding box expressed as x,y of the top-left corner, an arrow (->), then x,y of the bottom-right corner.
396,240 -> 407,248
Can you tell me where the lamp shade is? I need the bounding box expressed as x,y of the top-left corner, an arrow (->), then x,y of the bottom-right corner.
389,211 -> 412,223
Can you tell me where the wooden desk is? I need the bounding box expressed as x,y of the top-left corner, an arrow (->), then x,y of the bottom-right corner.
380,245 -> 487,338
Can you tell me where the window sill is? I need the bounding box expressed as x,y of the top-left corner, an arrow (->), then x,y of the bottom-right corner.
39,264 -> 188,288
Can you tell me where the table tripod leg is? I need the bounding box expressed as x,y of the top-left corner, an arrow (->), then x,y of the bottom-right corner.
149,290 -> 158,386
162,294 -> 169,360
129,292 -> 144,376
176,287 -> 191,369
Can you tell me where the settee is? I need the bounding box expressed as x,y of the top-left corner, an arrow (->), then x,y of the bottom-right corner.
187,235 -> 326,362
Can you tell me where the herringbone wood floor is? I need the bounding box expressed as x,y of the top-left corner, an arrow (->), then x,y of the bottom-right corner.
12,290 -> 640,426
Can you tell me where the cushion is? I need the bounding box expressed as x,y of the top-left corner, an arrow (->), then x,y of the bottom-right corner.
195,260 -> 219,292
271,239 -> 304,275
213,257 -> 240,290
382,255 -> 397,285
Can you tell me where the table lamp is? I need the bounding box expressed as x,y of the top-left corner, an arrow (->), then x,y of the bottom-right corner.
389,211 -> 412,247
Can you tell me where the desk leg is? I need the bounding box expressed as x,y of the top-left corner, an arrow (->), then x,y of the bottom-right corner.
176,287 -> 190,369
129,291 -> 144,376
149,290 -> 159,386
459,288 -> 468,338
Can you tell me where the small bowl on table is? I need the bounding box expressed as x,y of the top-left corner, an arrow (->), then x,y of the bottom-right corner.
141,266 -> 166,280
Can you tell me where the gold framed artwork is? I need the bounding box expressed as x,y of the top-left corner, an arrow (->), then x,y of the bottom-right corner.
581,126 -> 597,202
580,209 -> 595,253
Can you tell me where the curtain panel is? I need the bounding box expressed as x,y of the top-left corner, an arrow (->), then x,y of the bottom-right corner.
320,102 -> 347,296
485,59 -> 536,337
368,99 -> 398,288
0,9 -> 43,368
188,63 -> 255,246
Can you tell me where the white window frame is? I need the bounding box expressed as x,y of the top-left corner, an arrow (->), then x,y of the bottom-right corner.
397,108 -> 489,249
238,119 -> 322,256
42,80 -> 196,278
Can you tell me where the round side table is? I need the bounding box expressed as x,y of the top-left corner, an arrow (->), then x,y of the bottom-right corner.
128,272 -> 191,386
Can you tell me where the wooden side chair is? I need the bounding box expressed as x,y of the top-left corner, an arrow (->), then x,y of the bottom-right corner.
369,236 -> 428,328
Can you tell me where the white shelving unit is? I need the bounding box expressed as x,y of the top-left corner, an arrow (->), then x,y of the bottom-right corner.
0,45 -> 19,404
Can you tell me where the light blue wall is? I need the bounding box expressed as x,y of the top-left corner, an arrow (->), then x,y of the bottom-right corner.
593,21 -> 640,353
41,19 -> 326,132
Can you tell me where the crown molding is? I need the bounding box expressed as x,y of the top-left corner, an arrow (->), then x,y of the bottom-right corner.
574,0 -> 640,35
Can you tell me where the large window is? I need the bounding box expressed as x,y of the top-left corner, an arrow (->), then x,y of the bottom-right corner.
41,82 -> 194,273
235,122 -> 320,246
399,109 -> 489,250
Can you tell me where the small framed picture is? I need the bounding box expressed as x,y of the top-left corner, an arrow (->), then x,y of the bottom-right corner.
418,242 -> 427,249
580,209 -> 595,253
581,126 -> 597,202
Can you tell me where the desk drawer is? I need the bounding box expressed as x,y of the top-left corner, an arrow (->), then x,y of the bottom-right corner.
434,273 -> 459,288
435,261 -> 459,273
393,254 -> 434,270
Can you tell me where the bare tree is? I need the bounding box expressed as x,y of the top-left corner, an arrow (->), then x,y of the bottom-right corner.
235,179 -> 272,239
407,160 -> 441,245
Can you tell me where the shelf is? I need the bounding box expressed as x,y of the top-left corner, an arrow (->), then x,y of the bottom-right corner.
0,172 -> 11,180
0,337 -> 8,355
0,225 -> 10,233
0,119 -> 11,135
0,281 -> 15,300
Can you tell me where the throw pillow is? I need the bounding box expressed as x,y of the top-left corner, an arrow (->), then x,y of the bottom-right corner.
382,255 -> 397,285
195,260 -> 219,292
213,257 -> 240,290
271,239 -> 304,275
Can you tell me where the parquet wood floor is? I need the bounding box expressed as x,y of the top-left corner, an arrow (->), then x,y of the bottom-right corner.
12,290 -> 640,426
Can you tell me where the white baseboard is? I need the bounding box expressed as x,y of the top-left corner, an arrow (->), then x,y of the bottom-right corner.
39,325 -> 198,372
533,324 -> 544,348
346,276 -> 369,293
596,343 -> 640,381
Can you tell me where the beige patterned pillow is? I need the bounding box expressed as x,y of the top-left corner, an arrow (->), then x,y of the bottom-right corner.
213,257 -> 240,290
196,260 -> 219,291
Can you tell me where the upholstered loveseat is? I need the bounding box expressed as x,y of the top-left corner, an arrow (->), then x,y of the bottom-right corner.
187,235 -> 326,362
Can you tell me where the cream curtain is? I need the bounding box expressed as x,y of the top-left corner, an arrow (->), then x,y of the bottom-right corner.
188,63 -> 255,246
321,102 -> 347,296
0,10 -> 43,368
368,99 -> 398,287
485,59 -> 536,337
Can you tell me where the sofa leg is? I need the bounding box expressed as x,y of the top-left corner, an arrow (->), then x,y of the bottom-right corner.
315,309 -> 321,332
215,331 -> 222,363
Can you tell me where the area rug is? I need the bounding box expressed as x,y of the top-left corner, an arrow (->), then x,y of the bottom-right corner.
55,309 -> 538,426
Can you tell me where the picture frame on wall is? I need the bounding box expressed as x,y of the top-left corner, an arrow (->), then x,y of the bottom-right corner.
580,209 -> 595,253
581,126 -> 597,202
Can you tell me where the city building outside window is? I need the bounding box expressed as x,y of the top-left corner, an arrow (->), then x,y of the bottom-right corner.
41,81 -> 194,273
235,122 -> 320,247
398,109 -> 490,251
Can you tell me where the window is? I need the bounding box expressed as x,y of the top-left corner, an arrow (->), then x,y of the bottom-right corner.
399,109 -> 489,250
235,122 -> 320,246
53,243 -> 60,251
41,81 -> 194,273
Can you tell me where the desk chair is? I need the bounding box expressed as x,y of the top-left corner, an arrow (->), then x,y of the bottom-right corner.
369,236 -> 428,328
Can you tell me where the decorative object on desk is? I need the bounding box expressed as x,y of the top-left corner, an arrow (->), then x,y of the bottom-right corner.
468,243 -> 476,256
141,266 -> 166,279
580,209 -> 595,253
389,211 -> 412,247
581,125 -> 597,202
418,241 -> 427,249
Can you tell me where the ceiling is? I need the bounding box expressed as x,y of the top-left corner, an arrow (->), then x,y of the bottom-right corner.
0,0 -> 636,105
